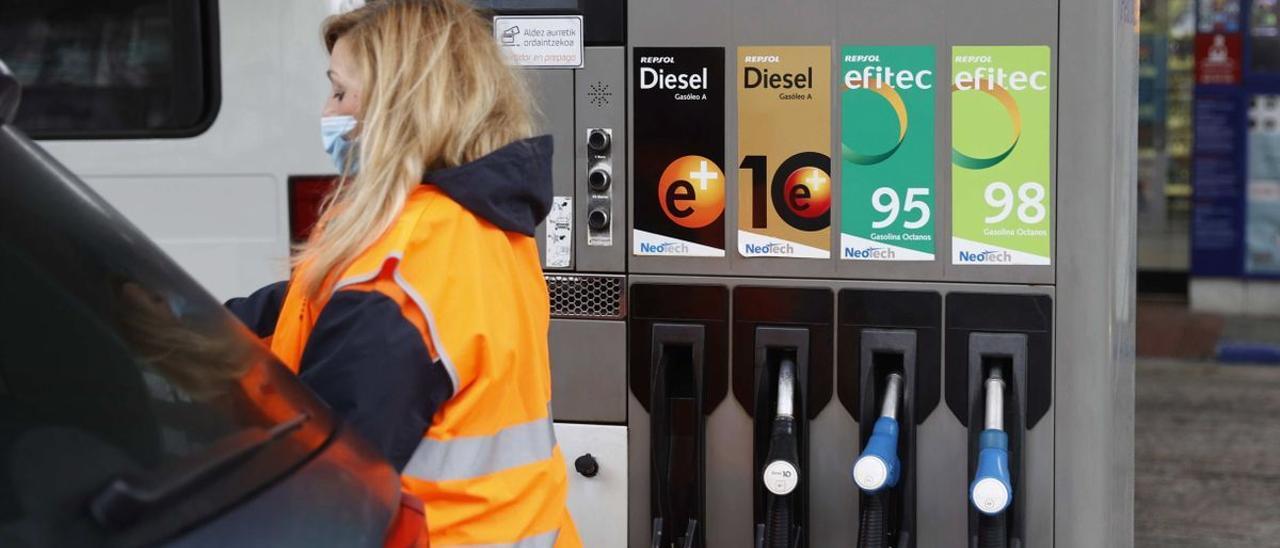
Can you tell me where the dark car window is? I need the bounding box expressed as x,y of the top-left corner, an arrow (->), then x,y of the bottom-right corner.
0,0 -> 219,139
0,130 -> 332,546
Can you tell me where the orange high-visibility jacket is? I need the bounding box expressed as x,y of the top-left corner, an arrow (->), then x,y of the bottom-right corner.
233,136 -> 579,547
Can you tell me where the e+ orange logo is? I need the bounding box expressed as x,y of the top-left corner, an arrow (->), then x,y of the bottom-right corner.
658,155 -> 726,229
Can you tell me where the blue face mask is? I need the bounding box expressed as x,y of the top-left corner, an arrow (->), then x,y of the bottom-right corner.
321,115 -> 359,173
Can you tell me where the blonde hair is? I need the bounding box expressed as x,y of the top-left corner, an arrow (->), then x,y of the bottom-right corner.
296,0 -> 535,298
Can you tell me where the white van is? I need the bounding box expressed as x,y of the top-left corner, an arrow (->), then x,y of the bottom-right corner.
3,0 -> 341,302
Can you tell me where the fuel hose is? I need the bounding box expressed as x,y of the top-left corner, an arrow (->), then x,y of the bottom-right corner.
857,493 -> 888,548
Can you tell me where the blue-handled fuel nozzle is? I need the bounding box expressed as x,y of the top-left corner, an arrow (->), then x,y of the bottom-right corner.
852,373 -> 903,494
970,369 -> 1013,516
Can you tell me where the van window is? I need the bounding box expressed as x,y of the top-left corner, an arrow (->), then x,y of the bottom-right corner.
0,0 -> 219,139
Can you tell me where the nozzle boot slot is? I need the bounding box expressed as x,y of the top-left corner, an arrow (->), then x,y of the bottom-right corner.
649,323 -> 707,548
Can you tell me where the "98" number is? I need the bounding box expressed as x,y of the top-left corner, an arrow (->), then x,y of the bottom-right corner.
983,181 -> 1046,224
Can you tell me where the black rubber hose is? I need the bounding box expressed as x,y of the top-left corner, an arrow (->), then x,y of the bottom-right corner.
764,494 -> 792,548
650,354 -> 671,547
978,513 -> 1007,548
857,493 -> 887,548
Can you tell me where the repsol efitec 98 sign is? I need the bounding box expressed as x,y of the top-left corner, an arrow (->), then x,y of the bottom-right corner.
840,45 -> 936,262
633,48 -> 727,257
951,46 -> 1052,266
737,46 -> 831,259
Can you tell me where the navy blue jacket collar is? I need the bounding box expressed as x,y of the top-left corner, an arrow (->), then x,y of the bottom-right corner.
424,135 -> 553,237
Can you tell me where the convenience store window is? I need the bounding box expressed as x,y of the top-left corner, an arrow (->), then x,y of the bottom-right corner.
1138,0 -> 1196,273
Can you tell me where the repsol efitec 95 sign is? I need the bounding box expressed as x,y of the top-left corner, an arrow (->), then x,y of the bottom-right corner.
841,45 -> 937,262
633,48 -> 727,257
737,46 -> 832,259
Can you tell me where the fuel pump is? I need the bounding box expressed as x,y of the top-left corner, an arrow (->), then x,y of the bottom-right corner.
852,373 -> 902,548
971,370 -> 1013,548
838,292 -> 938,548
946,293 -> 1053,548
758,358 -> 801,548
956,328 -> 1032,548
734,288 -> 830,548
629,285 -> 730,548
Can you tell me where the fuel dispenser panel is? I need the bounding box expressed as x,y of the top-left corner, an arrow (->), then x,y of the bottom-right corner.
731,287 -> 834,548
575,46 -> 627,272
838,290 -> 942,548
550,318 -> 626,424
628,284 -> 730,548
519,0 -> 1135,544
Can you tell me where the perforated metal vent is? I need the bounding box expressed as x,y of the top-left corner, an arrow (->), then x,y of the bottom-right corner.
587,81 -> 612,108
546,274 -> 626,319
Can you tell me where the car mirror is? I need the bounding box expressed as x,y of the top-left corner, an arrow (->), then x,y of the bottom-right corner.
1,58 -> 21,125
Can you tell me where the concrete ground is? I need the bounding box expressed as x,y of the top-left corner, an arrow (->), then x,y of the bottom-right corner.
1135,358 -> 1280,547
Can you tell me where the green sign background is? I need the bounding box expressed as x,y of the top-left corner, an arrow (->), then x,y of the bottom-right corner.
951,45 -> 1052,265
841,45 -> 936,261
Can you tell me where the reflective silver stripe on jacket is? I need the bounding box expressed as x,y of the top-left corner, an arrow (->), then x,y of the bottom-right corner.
403,415 -> 557,482
437,529 -> 560,548
333,253 -> 463,394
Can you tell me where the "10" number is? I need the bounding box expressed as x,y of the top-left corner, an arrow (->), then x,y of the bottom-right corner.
983,181 -> 1046,224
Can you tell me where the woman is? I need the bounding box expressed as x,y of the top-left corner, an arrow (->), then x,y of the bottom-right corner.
226,1 -> 580,545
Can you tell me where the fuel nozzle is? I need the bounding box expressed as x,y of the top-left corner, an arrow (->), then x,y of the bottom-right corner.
762,358 -> 800,496
970,369 -> 1013,516
852,373 -> 903,494
760,357 -> 800,548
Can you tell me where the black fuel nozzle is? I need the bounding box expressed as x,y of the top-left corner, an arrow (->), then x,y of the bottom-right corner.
759,358 -> 800,548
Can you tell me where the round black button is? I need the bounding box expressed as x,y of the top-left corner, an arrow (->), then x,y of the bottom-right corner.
588,168 -> 611,191
587,129 -> 610,152
574,453 -> 599,478
588,208 -> 609,230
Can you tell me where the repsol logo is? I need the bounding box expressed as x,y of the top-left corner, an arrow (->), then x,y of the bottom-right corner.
958,250 -> 1013,263
844,246 -> 896,260
744,55 -> 780,63
744,242 -> 795,255
639,56 -> 676,64
843,54 -> 881,62
954,55 -> 993,63
639,242 -> 690,254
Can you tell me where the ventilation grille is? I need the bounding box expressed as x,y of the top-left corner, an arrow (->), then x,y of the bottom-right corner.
546,274 -> 626,319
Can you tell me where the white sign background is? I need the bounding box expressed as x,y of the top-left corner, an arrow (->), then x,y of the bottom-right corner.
493,15 -> 584,68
